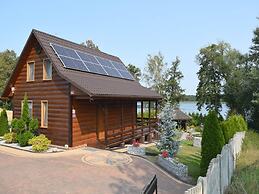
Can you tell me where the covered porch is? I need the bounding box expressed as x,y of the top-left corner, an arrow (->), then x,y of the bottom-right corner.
71,97 -> 159,148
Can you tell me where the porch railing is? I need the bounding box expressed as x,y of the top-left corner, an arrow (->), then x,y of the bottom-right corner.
105,118 -> 158,147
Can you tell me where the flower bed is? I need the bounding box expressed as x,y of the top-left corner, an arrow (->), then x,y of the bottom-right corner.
0,139 -> 64,153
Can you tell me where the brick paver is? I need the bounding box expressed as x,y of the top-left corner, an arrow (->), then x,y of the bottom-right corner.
0,146 -> 191,194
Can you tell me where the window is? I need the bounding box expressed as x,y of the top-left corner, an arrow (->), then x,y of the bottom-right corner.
21,100 -> 33,117
41,101 -> 48,128
27,62 -> 35,81
43,59 -> 52,80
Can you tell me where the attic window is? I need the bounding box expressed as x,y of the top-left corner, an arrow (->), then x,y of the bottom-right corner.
43,59 -> 52,80
27,62 -> 35,81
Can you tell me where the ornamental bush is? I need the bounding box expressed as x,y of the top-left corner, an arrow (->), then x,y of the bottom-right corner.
28,135 -> 51,152
0,109 -> 9,136
17,131 -> 34,147
21,93 -> 30,129
200,111 -> 225,176
3,132 -> 17,143
221,115 -> 248,143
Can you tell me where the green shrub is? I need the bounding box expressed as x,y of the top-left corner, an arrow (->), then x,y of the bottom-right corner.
17,131 -> 34,147
145,146 -> 160,156
28,134 -> 51,152
3,132 -> 17,143
21,93 -> 30,129
29,118 -> 39,133
221,115 -> 248,143
16,119 -> 26,134
200,111 -> 225,176
0,109 -> 9,136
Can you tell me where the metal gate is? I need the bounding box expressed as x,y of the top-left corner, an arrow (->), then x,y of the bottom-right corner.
141,175 -> 158,194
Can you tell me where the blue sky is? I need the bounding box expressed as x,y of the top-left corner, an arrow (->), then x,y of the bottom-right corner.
1,1 -> 258,94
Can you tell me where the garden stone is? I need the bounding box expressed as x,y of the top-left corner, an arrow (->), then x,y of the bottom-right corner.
193,136 -> 202,148
157,155 -> 188,179
127,145 -> 145,156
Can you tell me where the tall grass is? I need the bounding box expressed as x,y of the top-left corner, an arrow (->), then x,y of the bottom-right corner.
225,130 -> 259,194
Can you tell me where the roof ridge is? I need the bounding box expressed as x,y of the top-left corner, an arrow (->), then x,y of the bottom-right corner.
32,29 -> 122,61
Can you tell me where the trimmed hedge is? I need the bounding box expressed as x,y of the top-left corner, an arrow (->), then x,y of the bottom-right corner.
200,111 -> 225,176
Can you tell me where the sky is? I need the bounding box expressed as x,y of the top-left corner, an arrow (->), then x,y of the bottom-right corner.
1,1 -> 259,95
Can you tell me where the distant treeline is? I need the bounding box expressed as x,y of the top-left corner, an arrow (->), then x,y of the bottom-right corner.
182,95 -> 196,101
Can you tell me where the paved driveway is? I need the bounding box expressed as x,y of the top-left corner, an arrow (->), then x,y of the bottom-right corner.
0,146 -> 190,194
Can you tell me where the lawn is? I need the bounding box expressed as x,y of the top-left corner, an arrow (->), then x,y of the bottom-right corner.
225,130 -> 259,194
144,140 -> 201,184
175,140 -> 201,184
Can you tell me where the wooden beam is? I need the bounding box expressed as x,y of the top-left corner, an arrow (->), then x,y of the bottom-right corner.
141,100 -> 144,136
104,104 -> 108,145
149,100 -> 151,133
121,102 -> 123,142
155,101 -> 158,119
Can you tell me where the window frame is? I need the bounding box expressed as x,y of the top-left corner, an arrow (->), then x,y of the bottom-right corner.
26,61 -> 35,82
43,58 -> 52,81
41,100 -> 48,128
21,100 -> 33,117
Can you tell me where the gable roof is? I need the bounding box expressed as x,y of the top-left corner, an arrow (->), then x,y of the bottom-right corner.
172,108 -> 191,121
2,29 -> 161,99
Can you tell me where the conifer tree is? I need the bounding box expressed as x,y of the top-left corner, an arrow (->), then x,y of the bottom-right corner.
0,109 -> 9,136
200,111 -> 225,176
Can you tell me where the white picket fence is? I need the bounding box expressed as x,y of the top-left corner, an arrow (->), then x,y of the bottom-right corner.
185,131 -> 246,194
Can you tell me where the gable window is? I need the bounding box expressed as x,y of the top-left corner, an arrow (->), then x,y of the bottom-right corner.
27,62 -> 35,81
43,59 -> 52,80
41,100 -> 48,128
21,100 -> 33,117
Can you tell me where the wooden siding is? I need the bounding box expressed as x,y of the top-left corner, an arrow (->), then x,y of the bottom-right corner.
12,38 -> 70,146
72,99 -> 97,147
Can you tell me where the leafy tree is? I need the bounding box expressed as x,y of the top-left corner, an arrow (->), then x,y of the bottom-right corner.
143,52 -> 166,95
0,109 -> 9,136
196,42 -> 235,113
162,57 -> 184,105
249,27 -> 259,67
81,40 -> 100,51
127,64 -> 142,81
200,111 -> 225,176
0,50 -> 17,94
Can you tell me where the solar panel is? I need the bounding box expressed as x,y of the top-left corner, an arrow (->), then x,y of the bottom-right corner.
112,61 -> 127,71
52,44 -> 79,59
83,62 -> 107,75
60,56 -> 88,72
50,43 -> 134,80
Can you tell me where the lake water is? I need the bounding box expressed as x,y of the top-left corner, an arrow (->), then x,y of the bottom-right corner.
179,101 -> 229,117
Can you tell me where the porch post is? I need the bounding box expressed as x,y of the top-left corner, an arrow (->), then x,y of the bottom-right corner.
148,100 -> 151,133
104,104 -> 108,146
141,100 -> 144,137
120,102 -> 123,143
155,101 -> 158,119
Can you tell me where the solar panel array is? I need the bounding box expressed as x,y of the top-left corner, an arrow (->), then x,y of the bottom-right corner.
50,43 -> 134,80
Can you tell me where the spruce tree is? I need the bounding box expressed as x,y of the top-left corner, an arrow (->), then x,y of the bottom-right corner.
200,111 -> 225,176
0,109 -> 9,136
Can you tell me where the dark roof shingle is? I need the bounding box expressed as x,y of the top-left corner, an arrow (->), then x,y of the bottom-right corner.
32,30 -> 161,99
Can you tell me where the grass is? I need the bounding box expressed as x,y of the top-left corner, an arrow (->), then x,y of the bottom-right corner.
143,140 -> 201,184
175,140 -> 201,184
225,130 -> 259,194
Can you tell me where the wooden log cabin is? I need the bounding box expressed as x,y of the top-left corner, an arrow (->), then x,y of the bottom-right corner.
1,30 -> 161,148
